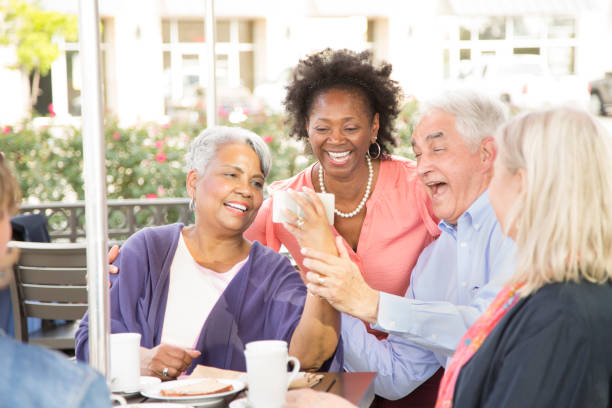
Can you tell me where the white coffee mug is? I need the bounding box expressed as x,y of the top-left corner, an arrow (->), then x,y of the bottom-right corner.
110,332 -> 141,393
272,190 -> 335,225
245,340 -> 300,408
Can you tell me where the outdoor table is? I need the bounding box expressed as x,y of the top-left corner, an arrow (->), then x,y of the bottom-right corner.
120,371 -> 376,407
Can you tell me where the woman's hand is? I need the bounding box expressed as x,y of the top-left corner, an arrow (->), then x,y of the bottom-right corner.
140,344 -> 201,380
108,245 -> 119,274
302,236 -> 380,323
283,389 -> 357,408
283,187 -> 337,256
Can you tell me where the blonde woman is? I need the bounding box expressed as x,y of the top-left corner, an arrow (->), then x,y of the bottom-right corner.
435,108 -> 612,407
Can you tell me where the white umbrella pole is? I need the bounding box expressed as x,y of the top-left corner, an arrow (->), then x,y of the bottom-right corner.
78,0 -> 110,377
205,0 -> 217,127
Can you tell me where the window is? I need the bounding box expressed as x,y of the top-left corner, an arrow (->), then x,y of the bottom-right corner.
547,47 -> 575,75
548,18 -> 575,39
58,18 -> 111,116
446,15 -> 578,81
513,48 -> 540,55
161,19 -> 255,115
478,17 -> 506,40
512,17 -> 544,39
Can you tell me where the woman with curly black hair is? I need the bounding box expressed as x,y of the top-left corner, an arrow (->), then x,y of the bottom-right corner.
245,49 -> 440,407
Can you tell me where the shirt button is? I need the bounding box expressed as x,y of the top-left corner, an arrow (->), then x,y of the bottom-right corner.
431,334 -> 437,339
474,223 -> 480,229
462,281 -> 467,287
390,321 -> 396,328
460,242 -> 467,248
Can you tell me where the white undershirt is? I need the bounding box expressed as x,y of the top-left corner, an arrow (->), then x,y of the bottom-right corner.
160,233 -> 247,348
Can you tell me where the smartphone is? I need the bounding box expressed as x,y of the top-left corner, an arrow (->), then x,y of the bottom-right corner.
272,190 -> 335,225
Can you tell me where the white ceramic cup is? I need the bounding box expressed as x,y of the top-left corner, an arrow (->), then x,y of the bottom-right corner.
272,190 -> 335,225
245,340 -> 300,408
110,332 -> 141,393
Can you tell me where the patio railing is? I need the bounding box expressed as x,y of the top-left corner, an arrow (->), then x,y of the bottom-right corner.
19,198 -> 193,243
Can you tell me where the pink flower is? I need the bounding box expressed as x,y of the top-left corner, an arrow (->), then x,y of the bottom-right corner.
146,193 -> 157,199
2,125 -> 11,134
162,122 -> 170,129
218,108 -> 229,118
243,108 -> 250,115
155,152 -> 167,163
48,103 -> 56,117
112,131 -> 121,140
155,141 -> 163,149
157,186 -> 165,196
263,135 -> 273,144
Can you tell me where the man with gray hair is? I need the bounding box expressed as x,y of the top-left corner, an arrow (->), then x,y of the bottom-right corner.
297,89 -> 516,404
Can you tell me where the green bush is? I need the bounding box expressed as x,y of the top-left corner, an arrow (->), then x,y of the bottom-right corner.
1,104 -> 418,202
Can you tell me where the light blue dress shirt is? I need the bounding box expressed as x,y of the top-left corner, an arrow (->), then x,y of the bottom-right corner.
342,191 -> 516,400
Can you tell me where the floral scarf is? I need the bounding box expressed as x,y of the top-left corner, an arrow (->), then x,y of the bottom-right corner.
435,282 -> 524,408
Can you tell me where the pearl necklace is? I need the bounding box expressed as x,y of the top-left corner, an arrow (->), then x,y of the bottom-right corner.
319,155 -> 373,218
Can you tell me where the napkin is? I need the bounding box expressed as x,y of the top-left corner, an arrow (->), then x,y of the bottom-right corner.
189,365 -> 323,389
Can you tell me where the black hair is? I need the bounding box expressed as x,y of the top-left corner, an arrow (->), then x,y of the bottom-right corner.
283,48 -> 403,155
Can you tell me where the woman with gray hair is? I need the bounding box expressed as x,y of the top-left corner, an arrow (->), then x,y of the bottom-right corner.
75,126 -> 341,378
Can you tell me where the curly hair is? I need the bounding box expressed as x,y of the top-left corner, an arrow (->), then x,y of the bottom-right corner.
283,48 -> 403,155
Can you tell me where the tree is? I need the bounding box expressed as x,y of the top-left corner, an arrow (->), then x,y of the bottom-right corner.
0,0 -> 77,113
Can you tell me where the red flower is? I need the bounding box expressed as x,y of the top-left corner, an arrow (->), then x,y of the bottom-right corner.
155,141 -> 163,149
48,103 -> 56,117
112,131 -> 121,140
146,193 -> 157,199
155,152 -> 167,163
263,135 -> 273,144
2,125 -> 11,134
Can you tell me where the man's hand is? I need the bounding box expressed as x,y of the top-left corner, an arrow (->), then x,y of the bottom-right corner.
140,344 -> 201,380
302,236 -> 380,324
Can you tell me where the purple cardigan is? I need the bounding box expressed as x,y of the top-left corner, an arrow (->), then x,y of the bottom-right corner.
75,223 -> 341,372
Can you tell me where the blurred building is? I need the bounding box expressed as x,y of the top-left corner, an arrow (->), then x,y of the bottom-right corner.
1,0 -> 611,125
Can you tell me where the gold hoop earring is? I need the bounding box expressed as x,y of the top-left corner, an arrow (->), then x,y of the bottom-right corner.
367,141 -> 382,160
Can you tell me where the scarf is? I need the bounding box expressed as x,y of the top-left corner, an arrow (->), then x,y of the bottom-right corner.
435,282 -> 524,408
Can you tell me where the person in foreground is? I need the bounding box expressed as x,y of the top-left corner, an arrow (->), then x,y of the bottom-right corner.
244,48 -> 440,406
437,107 -> 612,407
76,126 -> 341,379
290,90 -> 515,401
0,154 -> 111,408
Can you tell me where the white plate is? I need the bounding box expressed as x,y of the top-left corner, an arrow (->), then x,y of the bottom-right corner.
141,376 -> 163,387
141,378 -> 245,406
114,377 -> 164,398
124,404 -> 194,408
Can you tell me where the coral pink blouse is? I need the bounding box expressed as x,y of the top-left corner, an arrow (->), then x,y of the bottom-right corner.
245,157 -> 439,337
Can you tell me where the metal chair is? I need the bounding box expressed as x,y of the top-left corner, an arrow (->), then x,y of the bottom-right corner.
8,241 -> 88,352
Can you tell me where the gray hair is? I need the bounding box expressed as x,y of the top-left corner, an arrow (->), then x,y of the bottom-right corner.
418,89 -> 508,151
186,126 -> 272,177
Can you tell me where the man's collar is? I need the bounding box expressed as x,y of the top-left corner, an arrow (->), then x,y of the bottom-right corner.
438,190 -> 491,235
